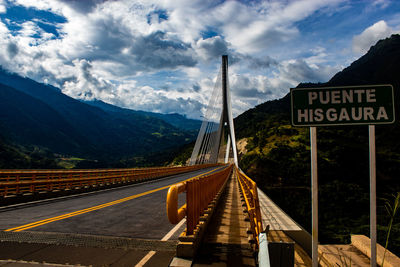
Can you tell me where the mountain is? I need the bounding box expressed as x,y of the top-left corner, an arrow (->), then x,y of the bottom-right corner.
236,34 -> 400,132
0,69 -> 197,164
234,34 -> 400,253
84,99 -> 201,131
328,35 -> 400,90
0,137 -> 59,169
0,83 -> 87,155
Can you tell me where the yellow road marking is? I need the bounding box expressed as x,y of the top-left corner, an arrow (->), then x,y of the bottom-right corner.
5,166 -> 225,232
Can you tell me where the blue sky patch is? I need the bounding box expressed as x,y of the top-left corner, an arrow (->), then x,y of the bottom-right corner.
147,9 -> 168,24
201,27 -> 219,39
0,4 -> 66,37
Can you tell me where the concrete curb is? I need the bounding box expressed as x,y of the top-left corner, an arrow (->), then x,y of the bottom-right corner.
351,235 -> 400,267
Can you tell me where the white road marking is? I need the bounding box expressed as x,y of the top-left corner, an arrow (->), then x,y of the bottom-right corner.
161,217 -> 186,241
135,251 -> 156,267
134,218 -> 186,267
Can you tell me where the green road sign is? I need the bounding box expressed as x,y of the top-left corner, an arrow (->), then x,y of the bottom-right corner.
291,84 -> 395,126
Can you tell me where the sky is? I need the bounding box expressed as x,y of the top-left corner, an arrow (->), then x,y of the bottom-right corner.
0,0 -> 399,119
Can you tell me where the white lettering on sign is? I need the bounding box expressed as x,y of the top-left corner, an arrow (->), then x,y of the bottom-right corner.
352,107 -> 362,120
331,91 -> 340,104
314,109 -> 323,122
343,90 -> 353,103
364,107 -> 374,120
298,109 -> 308,122
307,89 -> 377,105
339,108 -> 350,121
297,106 -> 389,123
354,90 -> 365,102
376,107 -> 388,120
292,85 -> 394,126
309,92 -> 318,104
326,108 -> 337,121
367,90 -> 376,103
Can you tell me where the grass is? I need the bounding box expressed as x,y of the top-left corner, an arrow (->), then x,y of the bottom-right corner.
382,192 -> 400,267
57,157 -> 85,169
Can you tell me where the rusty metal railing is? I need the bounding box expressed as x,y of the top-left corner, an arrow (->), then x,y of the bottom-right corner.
236,166 -> 263,250
0,164 -> 220,197
166,164 -> 233,235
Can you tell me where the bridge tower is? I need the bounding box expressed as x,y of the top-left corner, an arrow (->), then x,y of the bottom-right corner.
189,55 -> 238,166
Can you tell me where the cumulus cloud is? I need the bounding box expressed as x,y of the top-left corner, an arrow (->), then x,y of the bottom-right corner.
215,0 -> 344,53
0,0 -> 6,13
352,20 -> 393,54
58,0 -> 105,14
230,74 -> 272,99
62,63 -> 207,118
278,59 -> 337,84
195,36 -> 229,61
62,59 -> 113,100
0,0 -> 367,119
110,82 -> 206,119
239,55 -> 278,70
227,57 -> 339,114
6,42 -> 18,59
129,31 -> 197,70
192,83 -> 201,92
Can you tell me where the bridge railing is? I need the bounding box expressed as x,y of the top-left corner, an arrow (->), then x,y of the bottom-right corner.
236,167 -> 263,250
0,164 -> 219,197
166,164 -> 232,235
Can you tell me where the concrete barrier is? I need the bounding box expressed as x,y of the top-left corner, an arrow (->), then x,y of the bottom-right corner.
351,235 -> 400,267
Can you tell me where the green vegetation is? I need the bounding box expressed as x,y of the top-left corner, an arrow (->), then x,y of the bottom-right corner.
235,35 -> 400,255
382,192 -> 400,266
56,157 -> 85,169
0,139 -> 59,169
238,115 -> 400,254
0,69 -> 198,164
170,142 -> 194,166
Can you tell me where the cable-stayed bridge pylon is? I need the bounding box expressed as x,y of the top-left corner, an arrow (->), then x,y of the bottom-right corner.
189,55 -> 238,166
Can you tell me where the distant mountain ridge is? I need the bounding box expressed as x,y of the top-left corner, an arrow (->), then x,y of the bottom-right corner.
328,34 -> 400,90
84,99 -> 201,131
0,68 -> 199,163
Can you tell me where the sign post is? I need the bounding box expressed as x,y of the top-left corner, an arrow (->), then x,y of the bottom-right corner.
310,126 -> 318,267
369,125 -> 377,267
291,84 -> 395,267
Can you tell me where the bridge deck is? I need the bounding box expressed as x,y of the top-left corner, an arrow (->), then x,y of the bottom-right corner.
258,189 -> 301,231
192,172 -> 256,266
0,232 -> 176,266
190,171 -> 314,266
0,168 -> 224,267
258,188 -> 312,266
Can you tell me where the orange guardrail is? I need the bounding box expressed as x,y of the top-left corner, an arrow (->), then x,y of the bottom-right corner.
167,164 -> 233,235
236,167 -> 263,250
0,164 -> 220,197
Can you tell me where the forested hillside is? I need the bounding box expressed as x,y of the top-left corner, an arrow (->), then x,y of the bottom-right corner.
0,69 -> 199,168
235,34 -> 400,253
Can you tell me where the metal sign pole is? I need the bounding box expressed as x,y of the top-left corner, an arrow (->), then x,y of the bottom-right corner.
310,126 -> 318,267
369,125 -> 377,267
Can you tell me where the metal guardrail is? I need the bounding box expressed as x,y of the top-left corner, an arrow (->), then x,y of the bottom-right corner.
166,164 -> 233,235
259,231 -> 271,267
0,164 -> 220,197
236,167 -> 263,250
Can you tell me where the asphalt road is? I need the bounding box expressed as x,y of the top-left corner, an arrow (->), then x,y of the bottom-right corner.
0,165 -> 225,266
